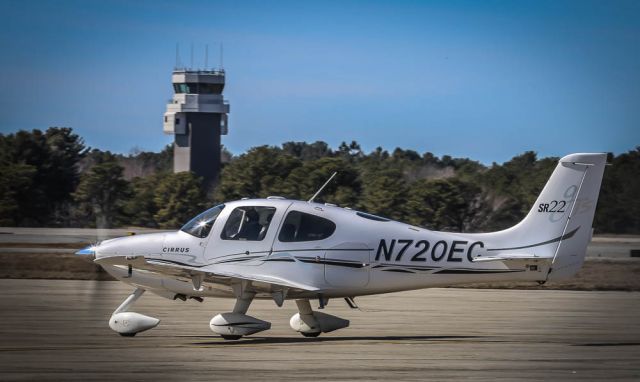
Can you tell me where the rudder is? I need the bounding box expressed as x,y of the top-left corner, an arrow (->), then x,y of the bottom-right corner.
546,153 -> 607,280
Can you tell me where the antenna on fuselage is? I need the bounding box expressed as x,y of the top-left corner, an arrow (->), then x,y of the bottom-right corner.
308,172 -> 338,203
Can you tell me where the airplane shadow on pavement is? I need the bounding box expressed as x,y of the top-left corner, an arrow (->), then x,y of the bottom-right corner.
188,335 -> 482,346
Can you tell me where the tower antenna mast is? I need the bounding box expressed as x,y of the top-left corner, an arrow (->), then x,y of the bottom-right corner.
175,43 -> 181,69
220,42 -> 224,70
205,44 -> 209,70
190,43 -> 194,69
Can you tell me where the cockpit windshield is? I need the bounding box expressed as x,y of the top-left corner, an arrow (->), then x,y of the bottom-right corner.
180,204 -> 225,238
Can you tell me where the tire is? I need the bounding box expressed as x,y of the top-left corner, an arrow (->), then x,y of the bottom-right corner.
221,335 -> 243,340
301,332 -> 321,338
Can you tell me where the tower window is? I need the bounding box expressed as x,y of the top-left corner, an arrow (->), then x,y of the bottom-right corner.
198,83 -> 224,94
173,83 -> 224,94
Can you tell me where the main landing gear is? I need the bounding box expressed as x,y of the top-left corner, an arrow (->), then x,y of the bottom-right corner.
109,288 -> 160,337
208,291 -> 350,340
209,290 -> 271,340
289,299 -> 349,338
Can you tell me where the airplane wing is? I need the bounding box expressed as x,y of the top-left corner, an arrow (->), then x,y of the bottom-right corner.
145,258 -> 320,291
95,255 -> 320,293
472,253 -> 553,263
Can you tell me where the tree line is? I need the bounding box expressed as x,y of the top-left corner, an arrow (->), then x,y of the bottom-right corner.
1,127 -> 638,234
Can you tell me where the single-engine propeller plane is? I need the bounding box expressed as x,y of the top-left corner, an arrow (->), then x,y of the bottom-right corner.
77,153 -> 607,339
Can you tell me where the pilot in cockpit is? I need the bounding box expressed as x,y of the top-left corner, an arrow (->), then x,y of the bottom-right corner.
237,209 -> 261,240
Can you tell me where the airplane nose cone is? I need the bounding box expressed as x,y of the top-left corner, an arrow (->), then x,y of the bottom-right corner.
75,244 -> 97,258
91,233 -> 167,259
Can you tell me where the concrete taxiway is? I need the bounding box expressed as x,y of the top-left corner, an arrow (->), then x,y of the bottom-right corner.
0,279 -> 638,381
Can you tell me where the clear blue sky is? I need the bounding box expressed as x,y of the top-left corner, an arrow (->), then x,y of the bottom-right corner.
1,0 -> 638,164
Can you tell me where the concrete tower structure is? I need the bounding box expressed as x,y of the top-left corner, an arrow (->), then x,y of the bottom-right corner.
163,69 -> 230,187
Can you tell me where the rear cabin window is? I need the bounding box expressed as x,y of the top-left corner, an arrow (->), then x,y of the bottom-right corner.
278,211 -> 336,242
221,206 -> 276,241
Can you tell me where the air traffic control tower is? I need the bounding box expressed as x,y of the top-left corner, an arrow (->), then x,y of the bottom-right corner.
163,69 -> 230,187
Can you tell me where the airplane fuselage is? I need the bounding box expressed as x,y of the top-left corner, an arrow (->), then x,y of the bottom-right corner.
97,198 -> 552,300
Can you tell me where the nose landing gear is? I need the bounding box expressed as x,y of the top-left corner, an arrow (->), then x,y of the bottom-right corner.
109,288 -> 160,336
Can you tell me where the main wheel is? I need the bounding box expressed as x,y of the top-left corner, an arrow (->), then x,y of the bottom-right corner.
301,332 -> 321,338
221,335 -> 243,340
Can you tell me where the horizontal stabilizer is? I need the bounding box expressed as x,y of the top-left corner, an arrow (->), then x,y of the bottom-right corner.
472,254 -> 553,263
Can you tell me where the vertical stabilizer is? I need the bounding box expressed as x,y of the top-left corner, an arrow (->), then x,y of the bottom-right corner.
485,153 -> 607,281
546,153 -> 607,280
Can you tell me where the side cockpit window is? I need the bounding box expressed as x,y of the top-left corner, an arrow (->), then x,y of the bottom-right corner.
181,204 -> 225,238
278,211 -> 336,242
221,206 -> 276,241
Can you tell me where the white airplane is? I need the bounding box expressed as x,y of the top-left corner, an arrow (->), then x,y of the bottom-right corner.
78,153 -> 606,339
